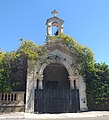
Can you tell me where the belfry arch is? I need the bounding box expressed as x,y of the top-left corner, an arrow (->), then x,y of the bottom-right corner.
46,10 -> 64,36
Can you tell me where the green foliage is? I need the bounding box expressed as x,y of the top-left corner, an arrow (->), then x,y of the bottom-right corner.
17,40 -> 47,62
0,40 -> 47,92
17,40 -> 39,61
47,34 -> 109,110
0,50 -> 4,62
86,63 -> 109,110
47,34 -> 94,74
0,52 -> 13,92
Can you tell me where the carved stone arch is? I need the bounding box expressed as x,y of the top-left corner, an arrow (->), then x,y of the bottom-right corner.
39,59 -> 74,76
52,22 -> 59,27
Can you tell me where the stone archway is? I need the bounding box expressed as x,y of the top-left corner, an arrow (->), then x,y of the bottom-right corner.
34,62 -> 80,113
25,55 -> 88,113
43,63 -> 70,90
25,58 -> 88,113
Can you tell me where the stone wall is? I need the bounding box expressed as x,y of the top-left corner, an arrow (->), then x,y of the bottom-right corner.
0,92 -> 25,113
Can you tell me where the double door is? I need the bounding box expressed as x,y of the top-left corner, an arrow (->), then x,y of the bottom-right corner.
34,89 -> 80,113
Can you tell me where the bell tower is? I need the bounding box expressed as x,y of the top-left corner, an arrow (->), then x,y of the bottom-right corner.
46,10 -> 64,36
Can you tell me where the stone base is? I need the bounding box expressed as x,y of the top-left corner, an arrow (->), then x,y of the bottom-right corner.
0,106 -> 24,113
80,108 -> 88,112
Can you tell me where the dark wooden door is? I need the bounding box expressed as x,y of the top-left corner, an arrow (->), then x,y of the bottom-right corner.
34,89 -> 80,113
34,63 -> 80,113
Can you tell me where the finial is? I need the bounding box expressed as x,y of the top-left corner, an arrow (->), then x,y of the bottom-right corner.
51,10 -> 58,17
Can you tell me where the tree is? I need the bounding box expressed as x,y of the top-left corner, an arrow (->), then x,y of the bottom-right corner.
86,63 -> 109,110
17,40 -> 39,61
0,52 -> 12,92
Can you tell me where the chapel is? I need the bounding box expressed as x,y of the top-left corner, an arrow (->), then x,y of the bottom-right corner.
25,10 -> 88,113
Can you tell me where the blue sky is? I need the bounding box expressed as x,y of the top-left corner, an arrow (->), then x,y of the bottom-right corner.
0,0 -> 109,65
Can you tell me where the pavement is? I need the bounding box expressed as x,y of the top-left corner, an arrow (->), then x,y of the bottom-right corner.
0,111 -> 109,119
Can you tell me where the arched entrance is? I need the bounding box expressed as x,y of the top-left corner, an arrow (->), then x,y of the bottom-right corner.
34,63 -> 80,113
43,63 -> 69,90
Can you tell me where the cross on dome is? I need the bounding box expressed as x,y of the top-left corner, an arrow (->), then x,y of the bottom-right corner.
51,10 -> 58,17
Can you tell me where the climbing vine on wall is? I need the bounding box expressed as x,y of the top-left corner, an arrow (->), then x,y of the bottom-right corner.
47,34 -> 95,75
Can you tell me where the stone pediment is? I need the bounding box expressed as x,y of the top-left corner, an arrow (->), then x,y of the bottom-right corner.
46,16 -> 64,26
45,40 -> 77,57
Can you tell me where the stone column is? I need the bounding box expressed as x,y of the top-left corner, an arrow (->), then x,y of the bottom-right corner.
75,78 -> 79,89
69,75 -> 79,89
68,76 -> 74,89
47,24 -> 52,36
60,25 -> 64,33
79,76 -> 88,111
25,68 -> 34,113
38,75 -> 43,89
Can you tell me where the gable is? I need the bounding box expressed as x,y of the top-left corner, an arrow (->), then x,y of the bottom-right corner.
46,17 -> 64,26
45,41 -> 77,57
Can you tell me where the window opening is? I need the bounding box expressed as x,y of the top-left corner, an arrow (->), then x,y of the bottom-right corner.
52,26 -> 58,36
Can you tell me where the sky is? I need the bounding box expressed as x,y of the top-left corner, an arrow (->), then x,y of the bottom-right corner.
0,0 -> 109,65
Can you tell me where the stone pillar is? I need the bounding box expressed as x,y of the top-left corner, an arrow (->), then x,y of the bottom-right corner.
25,76 -> 34,112
16,92 -> 24,101
69,75 -> 79,89
60,25 -> 64,33
75,78 -> 79,89
79,76 -> 88,111
25,61 -> 35,113
38,75 -> 43,89
68,76 -> 74,89
47,24 -> 52,36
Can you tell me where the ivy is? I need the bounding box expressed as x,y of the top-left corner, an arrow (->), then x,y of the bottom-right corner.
47,34 -> 94,75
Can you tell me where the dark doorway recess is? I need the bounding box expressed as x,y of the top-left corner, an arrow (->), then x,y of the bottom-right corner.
34,63 -> 80,113
43,63 -> 70,89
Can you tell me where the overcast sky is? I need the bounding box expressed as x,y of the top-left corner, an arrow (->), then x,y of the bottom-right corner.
0,0 -> 109,65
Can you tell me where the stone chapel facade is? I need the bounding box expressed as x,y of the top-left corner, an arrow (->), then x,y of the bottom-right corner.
25,10 -> 88,113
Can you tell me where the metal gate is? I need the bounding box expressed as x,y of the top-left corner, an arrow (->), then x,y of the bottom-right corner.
34,89 -> 80,113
